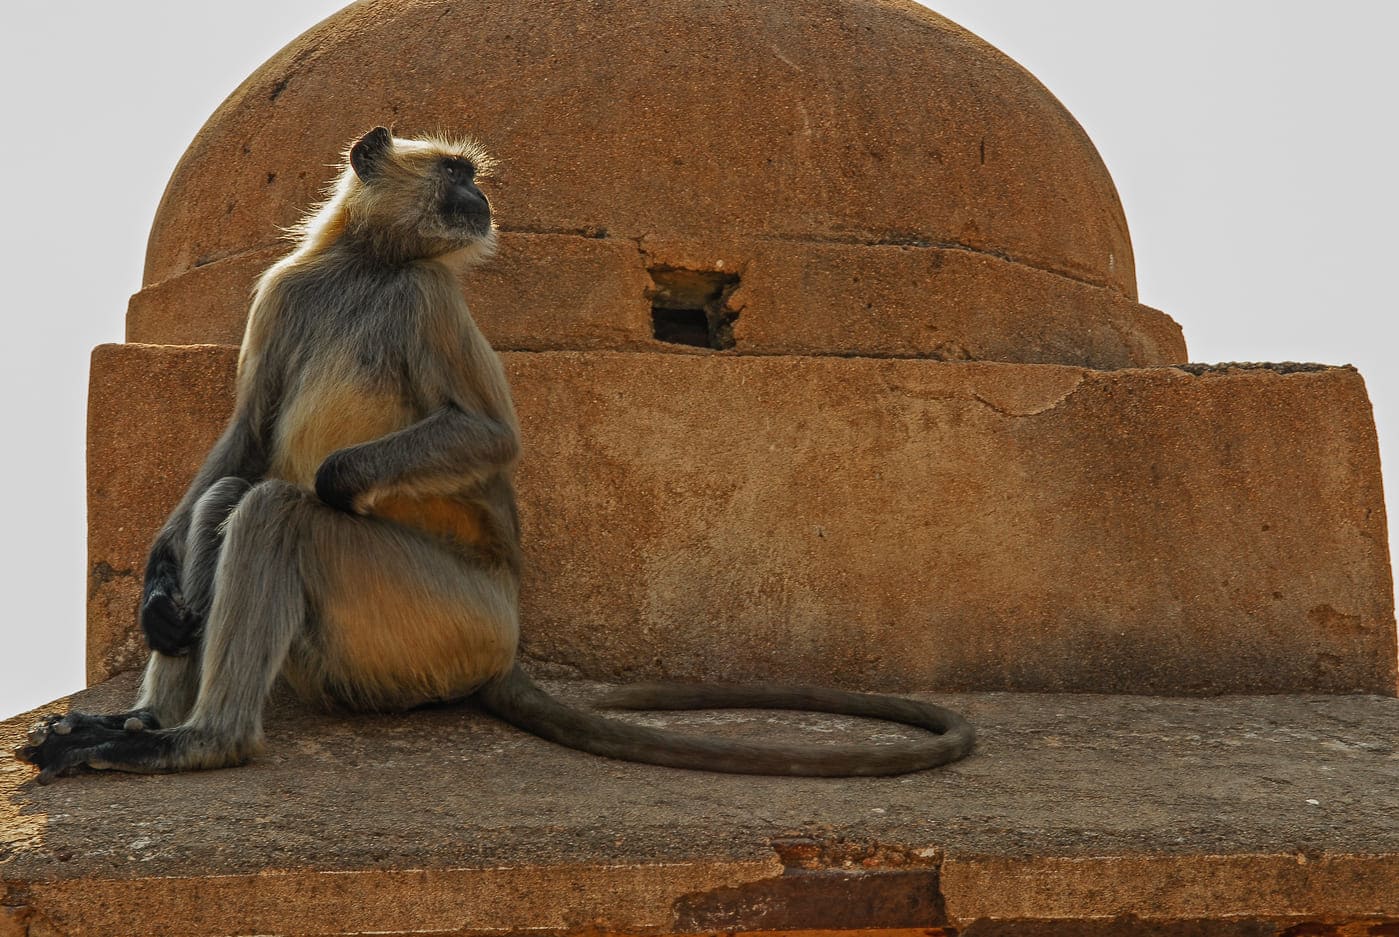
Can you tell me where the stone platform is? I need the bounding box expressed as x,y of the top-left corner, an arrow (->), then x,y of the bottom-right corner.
2,674 -> 1397,936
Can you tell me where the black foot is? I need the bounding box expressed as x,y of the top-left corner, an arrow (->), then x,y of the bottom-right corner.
36,709 -> 159,734
15,710 -> 164,783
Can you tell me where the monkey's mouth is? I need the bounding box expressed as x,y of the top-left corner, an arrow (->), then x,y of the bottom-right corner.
448,209 -> 493,237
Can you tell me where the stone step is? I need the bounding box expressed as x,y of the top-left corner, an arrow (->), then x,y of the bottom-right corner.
3,675 -> 1397,935
126,233 -> 1186,370
87,344 -> 1396,695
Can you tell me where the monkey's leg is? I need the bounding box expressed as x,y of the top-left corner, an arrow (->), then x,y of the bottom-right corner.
142,417 -> 268,657
291,518 -> 519,712
21,481 -> 518,780
20,480 -> 312,781
21,477 -> 256,757
134,476 -> 254,726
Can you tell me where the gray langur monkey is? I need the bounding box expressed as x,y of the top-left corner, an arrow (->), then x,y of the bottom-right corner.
18,128 -> 974,783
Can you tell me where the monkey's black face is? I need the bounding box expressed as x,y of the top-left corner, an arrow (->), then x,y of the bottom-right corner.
343,128 -> 498,263
440,157 -> 492,237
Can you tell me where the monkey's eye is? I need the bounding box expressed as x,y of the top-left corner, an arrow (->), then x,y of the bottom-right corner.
443,159 -> 476,182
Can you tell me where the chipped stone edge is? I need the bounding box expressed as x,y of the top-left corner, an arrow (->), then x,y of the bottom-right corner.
5,851 -> 1398,935
1172,361 -> 1357,376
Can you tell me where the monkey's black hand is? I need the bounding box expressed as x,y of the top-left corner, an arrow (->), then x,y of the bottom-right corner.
140,576 -> 202,657
140,548 -> 201,656
314,449 -> 368,514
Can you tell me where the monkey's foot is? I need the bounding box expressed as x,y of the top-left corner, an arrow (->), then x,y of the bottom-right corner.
16,714 -> 169,784
29,709 -> 160,739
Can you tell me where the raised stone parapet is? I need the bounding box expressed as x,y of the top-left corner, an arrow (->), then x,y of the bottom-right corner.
87,344 -> 1396,695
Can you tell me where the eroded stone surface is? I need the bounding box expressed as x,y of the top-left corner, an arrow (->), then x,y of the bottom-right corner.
126,235 -> 1185,370
124,0 -> 1184,368
2,676 -> 1397,934
144,0 -> 1137,292
86,345 -> 1395,695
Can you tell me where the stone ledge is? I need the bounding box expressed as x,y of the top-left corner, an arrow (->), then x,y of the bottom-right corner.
126,233 -> 1185,369
87,345 -> 1397,694
3,675 -> 1397,935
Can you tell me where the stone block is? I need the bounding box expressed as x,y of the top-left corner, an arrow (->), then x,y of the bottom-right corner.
86,345 -> 237,685
86,345 -> 1396,694
125,245 -> 285,347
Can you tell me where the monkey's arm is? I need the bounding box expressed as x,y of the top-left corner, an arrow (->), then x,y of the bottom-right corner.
314,405 -> 518,513
141,407 -> 272,656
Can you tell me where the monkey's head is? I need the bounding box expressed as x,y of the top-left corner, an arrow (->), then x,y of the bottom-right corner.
332,127 -> 499,266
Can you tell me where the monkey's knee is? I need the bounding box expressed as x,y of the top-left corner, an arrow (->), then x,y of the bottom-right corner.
219,479 -> 314,543
236,479 -> 309,514
190,477 -> 253,532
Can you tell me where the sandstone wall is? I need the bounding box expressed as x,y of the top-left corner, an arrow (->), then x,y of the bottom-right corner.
88,345 -> 1397,695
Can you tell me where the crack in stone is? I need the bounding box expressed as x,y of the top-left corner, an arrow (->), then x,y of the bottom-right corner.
497,224 -> 1119,294
972,374 -> 1087,417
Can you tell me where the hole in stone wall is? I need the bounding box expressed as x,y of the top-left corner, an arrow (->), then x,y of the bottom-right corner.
649,267 -> 740,350
651,306 -> 713,348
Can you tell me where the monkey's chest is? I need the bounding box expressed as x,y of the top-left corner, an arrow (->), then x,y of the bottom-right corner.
269,375 -> 486,548
270,377 -> 410,488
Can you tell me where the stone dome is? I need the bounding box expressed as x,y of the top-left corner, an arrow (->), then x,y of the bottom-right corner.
129,0 -> 1184,368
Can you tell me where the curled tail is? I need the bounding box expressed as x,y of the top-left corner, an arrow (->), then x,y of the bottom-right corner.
476,665 -> 975,777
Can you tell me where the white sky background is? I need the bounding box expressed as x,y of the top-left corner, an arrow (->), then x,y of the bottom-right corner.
1,1 -> 1396,720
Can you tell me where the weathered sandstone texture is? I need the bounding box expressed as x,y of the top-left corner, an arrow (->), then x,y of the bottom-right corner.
88,344 -> 1396,695
125,0 -> 1183,369
128,235 -> 1186,369
3,675 -> 1397,935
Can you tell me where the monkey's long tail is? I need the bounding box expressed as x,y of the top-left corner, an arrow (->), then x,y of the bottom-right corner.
476,665 -> 974,776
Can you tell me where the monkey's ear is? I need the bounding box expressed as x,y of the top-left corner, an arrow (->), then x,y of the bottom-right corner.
350,127 -> 393,181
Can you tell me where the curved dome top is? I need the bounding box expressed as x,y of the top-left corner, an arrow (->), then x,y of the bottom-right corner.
133,0 -> 1182,368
